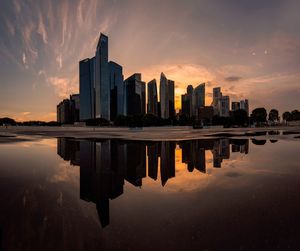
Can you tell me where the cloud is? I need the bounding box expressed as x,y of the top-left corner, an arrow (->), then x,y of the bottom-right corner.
224,76 -> 242,82
22,112 -> 31,115
37,12 -> 48,44
22,52 -> 28,69
56,54 -> 63,69
5,18 -> 15,36
13,0 -> 21,13
47,76 -> 78,98
22,22 -> 38,64
138,63 -> 216,109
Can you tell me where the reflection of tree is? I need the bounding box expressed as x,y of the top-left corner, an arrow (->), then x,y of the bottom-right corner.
57,138 -> 251,228
251,139 -> 267,145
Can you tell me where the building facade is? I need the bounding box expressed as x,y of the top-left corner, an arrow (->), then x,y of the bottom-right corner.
219,96 -> 230,117
168,80 -> 175,117
109,61 -> 124,121
95,33 -> 110,120
160,73 -> 169,119
193,83 -> 205,117
147,79 -> 158,116
79,58 -> 95,121
124,73 -> 146,116
231,101 -> 240,111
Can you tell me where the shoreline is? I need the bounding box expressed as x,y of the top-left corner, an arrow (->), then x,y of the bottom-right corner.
0,125 -> 300,142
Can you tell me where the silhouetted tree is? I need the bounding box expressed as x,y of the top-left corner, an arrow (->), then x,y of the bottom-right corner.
114,115 -> 128,126
0,117 -> 16,126
291,110 -> 300,121
232,109 -> 248,126
268,109 -> 279,123
250,108 -> 267,126
282,111 -> 292,125
178,114 -> 188,126
142,114 -> 159,127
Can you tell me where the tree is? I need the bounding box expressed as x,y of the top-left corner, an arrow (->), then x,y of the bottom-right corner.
0,117 -> 16,126
268,109 -> 279,123
250,108 -> 267,125
232,109 -> 248,126
291,110 -> 300,121
178,114 -> 188,126
282,111 -> 292,124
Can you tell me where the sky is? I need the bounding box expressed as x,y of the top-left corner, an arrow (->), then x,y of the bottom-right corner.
0,0 -> 299,121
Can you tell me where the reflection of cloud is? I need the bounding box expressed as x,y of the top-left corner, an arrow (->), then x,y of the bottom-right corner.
48,162 -> 79,184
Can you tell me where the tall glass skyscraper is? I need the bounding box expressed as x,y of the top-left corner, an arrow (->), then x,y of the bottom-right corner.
147,79 -> 158,116
160,72 -> 169,119
168,80 -> 175,117
124,73 -> 146,116
79,57 -> 95,121
109,61 -> 124,121
95,33 -> 110,120
193,83 -> 205,116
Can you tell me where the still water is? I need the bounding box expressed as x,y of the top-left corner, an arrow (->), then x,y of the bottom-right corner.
0,137 -> 299,250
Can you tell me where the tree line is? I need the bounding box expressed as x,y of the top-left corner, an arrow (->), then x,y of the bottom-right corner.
1,108 -> 299,127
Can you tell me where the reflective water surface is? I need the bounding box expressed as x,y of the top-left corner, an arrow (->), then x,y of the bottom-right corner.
0,137 -> 300,250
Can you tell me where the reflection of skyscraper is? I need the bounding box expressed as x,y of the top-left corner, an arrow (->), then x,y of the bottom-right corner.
230,139 -> 249,154
79,140 -> 125,228
194,148 -> 206,173
160,142 -> 176,186
181,140 -> 207,173
125,142 -> 146,186
212,139 -> 230,168
95,33 -> 109,120
147,79 -> 158,116
56,138 -> 252,229
57,138 -> 80,166
147,143 -> 159,180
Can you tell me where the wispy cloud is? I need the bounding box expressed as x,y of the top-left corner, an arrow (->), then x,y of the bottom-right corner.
47,76 -> 78,98
37,11 -> 48,44
224,76 -> 242,82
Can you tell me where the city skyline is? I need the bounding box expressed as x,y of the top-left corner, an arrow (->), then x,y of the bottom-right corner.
1,0 -> 300,121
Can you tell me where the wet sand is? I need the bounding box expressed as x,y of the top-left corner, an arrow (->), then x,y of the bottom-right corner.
0,125 -> 300,142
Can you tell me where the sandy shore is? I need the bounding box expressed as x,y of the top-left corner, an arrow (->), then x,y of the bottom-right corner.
0,125 -> 300,142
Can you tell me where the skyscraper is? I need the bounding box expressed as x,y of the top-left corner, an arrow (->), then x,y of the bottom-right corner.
219,96 -> 230,117
168,79 -> 175,117
95,33 -> 109,120
147,79 -> 158,116
70,94 -> 80,122
213,87 -> 222,115
240,99 -> 249,116
160,72 -> 169,119
124,73 -> 146,116
193,83 -> 205,116
181,85 -> 194,118
109,61 -> 124,121
231,101 -> 240,111
79,57 -> 95,121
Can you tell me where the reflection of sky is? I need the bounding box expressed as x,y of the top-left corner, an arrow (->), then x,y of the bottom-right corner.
1,138 -> 300,249
0,0 -> 300,121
